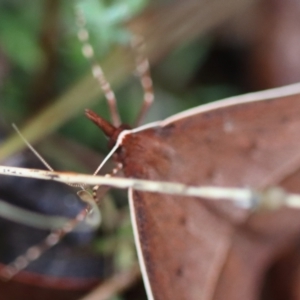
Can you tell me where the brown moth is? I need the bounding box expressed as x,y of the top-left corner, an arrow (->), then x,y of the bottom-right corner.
85,82 -> 300,300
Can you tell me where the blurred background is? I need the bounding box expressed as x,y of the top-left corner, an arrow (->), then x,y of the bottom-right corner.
0,0 -> 300,299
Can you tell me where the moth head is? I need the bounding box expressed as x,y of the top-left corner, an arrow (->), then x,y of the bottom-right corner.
85,109 -> 131,149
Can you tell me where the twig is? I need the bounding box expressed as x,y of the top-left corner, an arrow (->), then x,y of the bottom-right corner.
1,165 -> 300,211
80,264 -> 141,300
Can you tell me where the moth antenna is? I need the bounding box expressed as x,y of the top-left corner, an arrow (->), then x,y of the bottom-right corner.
92,133 -> 127,176
0,207 -> 90,280
74,6 -> 121,127
12,124 -> 86,189
131,35 -> 154,126
12,124 -> 53,171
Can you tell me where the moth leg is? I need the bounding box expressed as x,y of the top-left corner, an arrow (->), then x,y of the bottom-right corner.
131,35 -> 154,126
75,6 -> 121,127
0,207 -> 89,280
93,163 -> 123,203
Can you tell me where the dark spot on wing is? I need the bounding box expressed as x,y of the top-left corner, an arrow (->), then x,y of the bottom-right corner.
179,216 -> 187,226
280,115 -> 289,123
176,266 -> 183,277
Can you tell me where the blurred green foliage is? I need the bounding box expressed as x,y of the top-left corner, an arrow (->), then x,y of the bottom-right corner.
0,1 -> 44,71
0,0 -> 149,150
